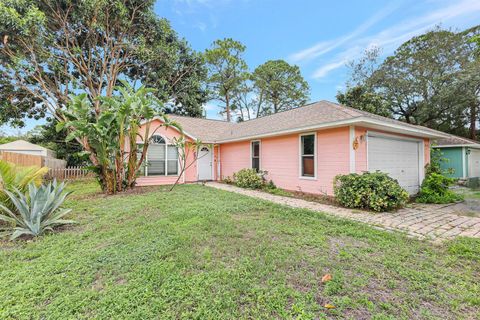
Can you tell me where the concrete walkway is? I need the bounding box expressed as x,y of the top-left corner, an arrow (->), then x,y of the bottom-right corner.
206,182 -> 480,242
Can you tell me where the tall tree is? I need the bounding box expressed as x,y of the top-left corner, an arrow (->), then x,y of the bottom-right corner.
204,38 -> 248,122
339,27 -> 480,139
336,86 -> 391,118
458,26 -> 480,140
345,47 -> 382,88
0,0 -> 207,132
231,80 -> 255,121
369,29 -> 466,126
252,60 -> 309,116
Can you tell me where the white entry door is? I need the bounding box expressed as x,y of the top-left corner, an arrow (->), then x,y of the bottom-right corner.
469,149 -> 480,178
198,146 -> 213,180
368,134 -> 422,194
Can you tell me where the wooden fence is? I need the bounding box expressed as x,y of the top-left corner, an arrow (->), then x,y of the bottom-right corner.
0,151 -> 91,181
0,151 -> 43,167
0,151 -> 66,169
44,157 -> 67,170
46,166 -> 94,181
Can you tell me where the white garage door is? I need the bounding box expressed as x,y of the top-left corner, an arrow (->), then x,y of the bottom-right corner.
368,134 -> 422,194
469,149 -> 480,178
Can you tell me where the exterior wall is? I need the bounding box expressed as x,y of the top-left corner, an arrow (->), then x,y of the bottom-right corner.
354,127 -> 368,173
353,127 -> 430,174
134,119 -> 433,191
424,139 -> 431,165
438,147 -> 464,178
220,141 -> 251,179
134,119 -> 220,186
134,119 -> 197,186
219,128 -> 350,195
213,145 -> 220,181
137,119 -> 184,143
218,126 -> 431,196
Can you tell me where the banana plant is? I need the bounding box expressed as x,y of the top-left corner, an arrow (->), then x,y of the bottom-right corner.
57,81 -> 178,194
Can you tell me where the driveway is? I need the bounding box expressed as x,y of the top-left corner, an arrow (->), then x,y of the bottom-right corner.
206,182 -> 480,242
449,187 -> 480,218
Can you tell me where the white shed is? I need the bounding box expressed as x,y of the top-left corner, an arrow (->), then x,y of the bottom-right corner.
0,140 -> 56,158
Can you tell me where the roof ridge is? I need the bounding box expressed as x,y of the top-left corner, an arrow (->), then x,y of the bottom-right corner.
168,114 -> 236,124
236,100 -> 321,124
440,132 -> 480,144
320,100 -> 363,118
325,100 -> 445,134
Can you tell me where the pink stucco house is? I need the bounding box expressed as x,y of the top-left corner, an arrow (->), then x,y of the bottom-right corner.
136,101 -> 447,195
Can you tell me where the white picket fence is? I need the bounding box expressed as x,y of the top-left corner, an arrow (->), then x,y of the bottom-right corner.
46,166 -> 94,181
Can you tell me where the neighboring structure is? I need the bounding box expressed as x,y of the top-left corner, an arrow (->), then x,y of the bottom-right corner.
433,134 -> 480,179
0,139 -> 56,158
0,140 -> 66,170
136,101 -> 447,195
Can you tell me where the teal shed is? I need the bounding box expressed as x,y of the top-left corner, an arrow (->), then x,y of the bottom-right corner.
433,135 -> 480,179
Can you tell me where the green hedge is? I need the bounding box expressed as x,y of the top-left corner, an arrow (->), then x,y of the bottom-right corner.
416,173 -> 463,204
334,172 -> 409,212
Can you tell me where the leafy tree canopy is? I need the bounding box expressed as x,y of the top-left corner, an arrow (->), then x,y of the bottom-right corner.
252,60 -> 310,116
204,38 -> 249,122
336,86 -> 391,118
338,26 -> 480,140
0,0 -> 207,127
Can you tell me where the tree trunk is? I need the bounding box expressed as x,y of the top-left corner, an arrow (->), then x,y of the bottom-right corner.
115,156 -> 123,192
127,150 -> 137,189
99,166 -> 116,195
470,103 -> 478,140
225,93 -> 231,122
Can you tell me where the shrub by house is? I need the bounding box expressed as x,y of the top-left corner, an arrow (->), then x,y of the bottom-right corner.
334,172 -> 409,212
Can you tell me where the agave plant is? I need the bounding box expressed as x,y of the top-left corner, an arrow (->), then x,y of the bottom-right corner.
0,180 -> 74,240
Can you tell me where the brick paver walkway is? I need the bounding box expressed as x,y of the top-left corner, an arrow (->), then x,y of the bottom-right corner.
206,182 -> 480,242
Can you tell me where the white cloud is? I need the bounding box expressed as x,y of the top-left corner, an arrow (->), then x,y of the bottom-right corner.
364,0 -> 480,50
194,21 -> 207,32
307,0 -> 480,79
289,1 -> 401,63
312,61 -> 346,79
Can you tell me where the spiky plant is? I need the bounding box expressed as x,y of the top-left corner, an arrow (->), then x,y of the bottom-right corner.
0,180 -> 74,240
0,160 -> 48,210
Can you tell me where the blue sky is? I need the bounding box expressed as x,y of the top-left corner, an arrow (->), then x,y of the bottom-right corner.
156,0 -> 480,119
2,0 -> 480,134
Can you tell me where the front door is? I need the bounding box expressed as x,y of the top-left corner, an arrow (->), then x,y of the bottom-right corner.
469,149 -> 480,178
198,146 -> 213,180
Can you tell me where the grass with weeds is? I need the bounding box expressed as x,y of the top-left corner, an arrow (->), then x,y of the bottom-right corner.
1,181 -> 479,319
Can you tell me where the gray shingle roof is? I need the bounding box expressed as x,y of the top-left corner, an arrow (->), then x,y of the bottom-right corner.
433,133 -> 480,148
164,100 -> 447,142
167,115 -> 237,142
0,139 -> 51,151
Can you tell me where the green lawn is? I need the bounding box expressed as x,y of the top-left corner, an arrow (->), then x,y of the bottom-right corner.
1,182 -> 479,319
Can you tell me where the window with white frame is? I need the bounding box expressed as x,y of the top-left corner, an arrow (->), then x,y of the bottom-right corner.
145,135 -> 178,176
300,134 -> 315,177
251,141 -> 260,172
